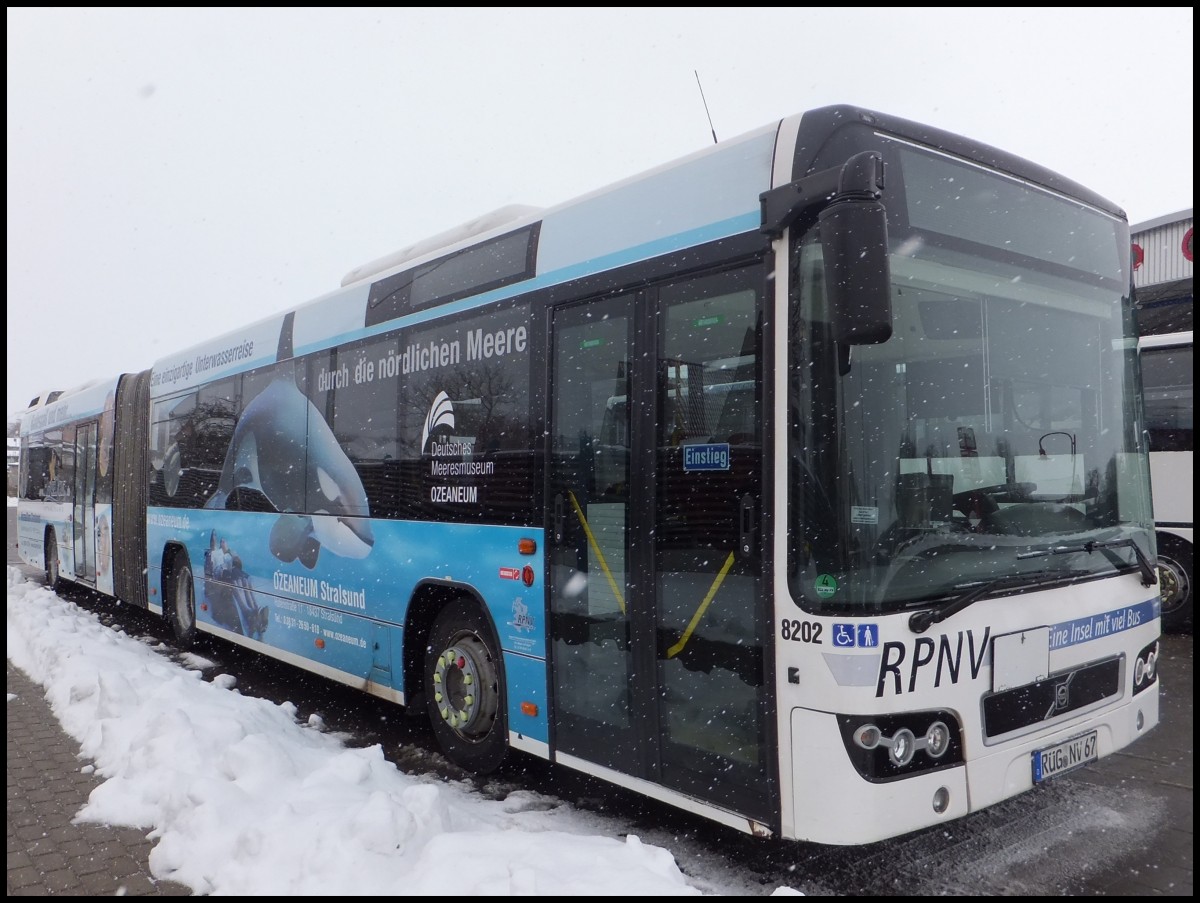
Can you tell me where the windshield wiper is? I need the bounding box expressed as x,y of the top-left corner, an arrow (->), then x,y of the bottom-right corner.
909,574 -> 1024,634
907,539 -> 1157,635
1016,537 -> 1157,587
908,570 -> 1088,634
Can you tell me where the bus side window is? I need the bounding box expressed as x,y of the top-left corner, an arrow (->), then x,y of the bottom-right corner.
1142,344 -> 1193,453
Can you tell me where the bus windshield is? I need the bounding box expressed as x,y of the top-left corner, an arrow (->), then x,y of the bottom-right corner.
789,141 -> 1155,614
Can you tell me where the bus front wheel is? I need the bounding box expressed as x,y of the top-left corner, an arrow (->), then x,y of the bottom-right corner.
424,599 -> 508,773
168,555 -> 198,649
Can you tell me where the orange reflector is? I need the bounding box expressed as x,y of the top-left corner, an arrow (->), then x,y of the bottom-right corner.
315,638 -> 325,650
521,701 -> 539,717
518,537 -> 537,555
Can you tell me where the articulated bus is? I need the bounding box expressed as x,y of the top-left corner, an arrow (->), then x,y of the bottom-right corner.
18,105 -> 1163,846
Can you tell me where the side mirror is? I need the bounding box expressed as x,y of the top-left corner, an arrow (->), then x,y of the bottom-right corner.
819,153 -> 892,345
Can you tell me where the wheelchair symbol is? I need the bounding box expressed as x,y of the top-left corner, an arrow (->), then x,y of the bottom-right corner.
833,623 -> 856,647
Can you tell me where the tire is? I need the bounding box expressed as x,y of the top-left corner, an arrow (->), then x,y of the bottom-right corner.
44,532 -> 61,591
424,598 -> 508,773
1157,540 -> 1193,634
168,555 -> 198,649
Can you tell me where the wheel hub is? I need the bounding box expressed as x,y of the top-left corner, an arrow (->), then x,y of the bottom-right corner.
1158,559 -> 1189,613
432,636 -> 496,738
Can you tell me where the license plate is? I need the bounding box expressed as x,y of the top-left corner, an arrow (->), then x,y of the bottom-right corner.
1032,730 -> 1098,782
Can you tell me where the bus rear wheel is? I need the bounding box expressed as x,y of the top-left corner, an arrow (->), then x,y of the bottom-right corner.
168,555 -> 198,649
424,599 -> 507,773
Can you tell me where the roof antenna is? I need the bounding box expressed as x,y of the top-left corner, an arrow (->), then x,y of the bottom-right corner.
694,70 -> 718,144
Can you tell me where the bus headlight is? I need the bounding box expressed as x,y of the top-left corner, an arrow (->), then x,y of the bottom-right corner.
1132,639 -> 1160,696
842,711 -> 962,779
925,721 -> 951,758
889,728 -> 916,765
854,725 -> 882,749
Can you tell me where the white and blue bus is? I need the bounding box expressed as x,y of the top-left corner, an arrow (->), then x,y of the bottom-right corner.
1138,328 -> 1193,631
18,105 -> 1163,846
1132,210 -> 1193,632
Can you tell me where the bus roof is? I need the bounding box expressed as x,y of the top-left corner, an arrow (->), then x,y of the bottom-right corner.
18,376 -> 121,437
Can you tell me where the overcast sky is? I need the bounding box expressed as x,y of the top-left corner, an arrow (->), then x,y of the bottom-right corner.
6,7 -> 1194,418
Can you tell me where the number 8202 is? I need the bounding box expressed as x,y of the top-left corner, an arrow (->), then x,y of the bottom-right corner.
780,619 -> 823,643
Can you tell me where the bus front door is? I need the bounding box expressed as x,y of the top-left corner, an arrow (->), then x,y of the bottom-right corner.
548,264 -> 771,824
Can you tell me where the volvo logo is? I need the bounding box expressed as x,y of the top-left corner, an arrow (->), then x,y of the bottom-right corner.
1055,681 -> 1070,710
1047,671 -> 1076,719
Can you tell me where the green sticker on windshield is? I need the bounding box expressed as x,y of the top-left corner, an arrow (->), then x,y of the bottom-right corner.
815,574 -> 838,598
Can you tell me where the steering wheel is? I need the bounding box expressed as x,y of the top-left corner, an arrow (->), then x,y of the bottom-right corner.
952,487 -> 1001,528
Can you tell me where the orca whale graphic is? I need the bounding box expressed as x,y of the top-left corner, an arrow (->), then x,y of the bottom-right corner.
206,375 -> 375,567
